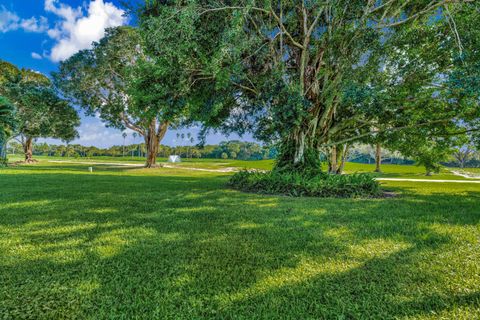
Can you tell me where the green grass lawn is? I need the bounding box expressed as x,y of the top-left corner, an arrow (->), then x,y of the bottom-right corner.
6,154 -> 468,179
1,160 -> 479,319
342,162 -> 469,180
7,154 -> 275,170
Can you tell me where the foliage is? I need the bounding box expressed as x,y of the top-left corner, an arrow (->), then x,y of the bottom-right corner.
0,60 -> 79,161
0,96 -> 17,164
53,26 -> 189,167
413,147 -> 449,176
53,27 -> 143,129
0,96 -> 17,140
138,1 -> 480,173
11,85 -> 79,142
229,170 -> 380,198
389,130 -> 454,175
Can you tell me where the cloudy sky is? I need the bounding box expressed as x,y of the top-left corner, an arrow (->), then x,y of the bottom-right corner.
0,0 -> 254,147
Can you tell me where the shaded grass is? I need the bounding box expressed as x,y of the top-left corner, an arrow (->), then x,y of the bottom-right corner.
0,161 -> 479,319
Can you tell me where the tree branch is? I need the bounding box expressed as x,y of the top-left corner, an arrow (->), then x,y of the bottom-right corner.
374,0 -> 468,28
231,81 -> 258,95
120,112 -> 145,136
322,119 -> 453,147
156,121 -> 169,140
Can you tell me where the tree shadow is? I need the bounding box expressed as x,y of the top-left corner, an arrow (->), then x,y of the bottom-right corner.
0,165 -> 479,318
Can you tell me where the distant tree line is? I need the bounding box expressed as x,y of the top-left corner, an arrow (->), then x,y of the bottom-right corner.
6,140 -> 277,161
7,138 -> 480,170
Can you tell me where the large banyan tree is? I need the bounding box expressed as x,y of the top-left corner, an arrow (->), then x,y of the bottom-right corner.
139,0 -> 479,173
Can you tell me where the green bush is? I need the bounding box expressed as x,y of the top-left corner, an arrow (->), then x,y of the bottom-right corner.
0,157 -> 8,167
229,170 -> 381,198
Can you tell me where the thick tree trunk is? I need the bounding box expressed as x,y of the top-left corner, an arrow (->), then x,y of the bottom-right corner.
275,129 -> 322,175
145,131 -> 159,168
23,137 -> 34,163
293,131 -> 306,165
374,143 -> 382,173
0,140 -> 6,161
144,119 -> 168,168
329,146 -> 338,174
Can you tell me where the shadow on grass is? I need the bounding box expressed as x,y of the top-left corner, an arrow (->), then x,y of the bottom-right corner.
0,165 -> 479,318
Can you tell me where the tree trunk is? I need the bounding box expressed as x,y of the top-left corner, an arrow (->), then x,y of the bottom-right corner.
275,128 -> 322,175
0,140 -> 6,161
23,137 -> 34,163
145,131 -> 159,168
144,119 -> 168,168
337,144 -> 350,174
293,131 -> 306,165
374,143 -> 382,173
329,145 -> 338,174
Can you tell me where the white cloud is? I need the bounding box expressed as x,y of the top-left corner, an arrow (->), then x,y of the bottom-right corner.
31,52 -> 43,60
74,118 -> 139,147
20,16 -> 49,32
45,0 -> 127,62
0,6 -> 48,33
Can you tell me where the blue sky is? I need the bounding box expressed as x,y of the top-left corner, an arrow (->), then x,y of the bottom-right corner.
0,0 -> 254,147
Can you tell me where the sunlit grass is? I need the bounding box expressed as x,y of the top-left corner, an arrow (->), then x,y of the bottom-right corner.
8,154 -> 472,180
0,160 -> 479,319
343,162 -> 469,180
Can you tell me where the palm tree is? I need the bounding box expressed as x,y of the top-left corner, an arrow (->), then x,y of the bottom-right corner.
189,137 -> 195,158
175,133 -> 181,155
132,132 -> 138,157
122,132 -> 127,157
187,133 -> 194,158
0,96 -> 17,161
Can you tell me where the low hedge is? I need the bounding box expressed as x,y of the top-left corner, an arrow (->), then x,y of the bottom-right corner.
229,170 -> 381,198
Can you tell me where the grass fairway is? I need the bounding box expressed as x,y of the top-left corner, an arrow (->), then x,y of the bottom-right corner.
1,161 -> 479,319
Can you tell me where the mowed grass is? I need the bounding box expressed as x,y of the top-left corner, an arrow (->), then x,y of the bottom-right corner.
342,162 -> 469,180
6,154 -> 468,179
457,167 -> 480,176
7,154 -> 275,171
1,161 -> 479,319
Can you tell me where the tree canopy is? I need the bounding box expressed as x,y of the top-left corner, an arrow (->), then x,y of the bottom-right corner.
0,60 -> 79,162
53,26 -> 189,167
0,96 -> 17,161
138,0 -> 480,173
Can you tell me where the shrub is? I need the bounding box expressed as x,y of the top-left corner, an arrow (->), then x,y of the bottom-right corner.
229,170 -> 381,198
0,157 -> 8,167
